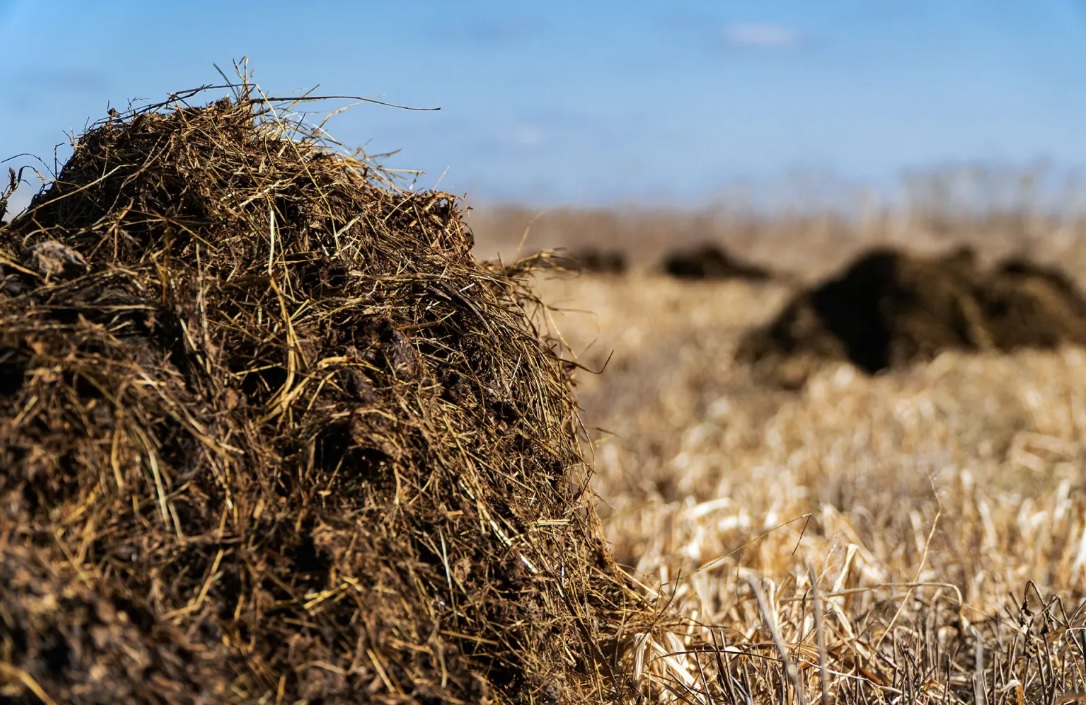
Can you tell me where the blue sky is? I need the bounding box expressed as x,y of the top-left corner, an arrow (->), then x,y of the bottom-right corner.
2,0 -> 1086,210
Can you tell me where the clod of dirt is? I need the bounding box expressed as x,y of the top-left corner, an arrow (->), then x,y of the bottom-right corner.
0,84 -> 642,704
660,242 -> 772,281
737,245 -> 1086,386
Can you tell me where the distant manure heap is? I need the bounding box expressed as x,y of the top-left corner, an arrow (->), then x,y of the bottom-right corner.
0,84 -> 642,703
564,246 -> 628,274
738,245 -> 1086,387
660,242 -> 772,281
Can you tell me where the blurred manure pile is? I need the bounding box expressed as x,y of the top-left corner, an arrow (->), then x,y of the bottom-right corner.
738,245 -> 1086,387
563,246 -> 627,275
660,242 -> 772,281
0,85 -> 641,704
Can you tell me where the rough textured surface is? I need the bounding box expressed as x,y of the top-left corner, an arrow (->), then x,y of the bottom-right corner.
0,86 -> 640,704
737,245 -> 1086,386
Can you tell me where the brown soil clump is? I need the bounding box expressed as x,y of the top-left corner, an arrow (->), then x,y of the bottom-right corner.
660,243 -> 772,281
0,85 -> 640,704
738,245 -> 1086,387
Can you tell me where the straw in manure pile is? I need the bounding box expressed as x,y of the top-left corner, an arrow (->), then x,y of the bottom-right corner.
0,80 -> 643,704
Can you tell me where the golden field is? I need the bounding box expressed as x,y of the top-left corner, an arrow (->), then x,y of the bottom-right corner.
474,205 -> 1086,703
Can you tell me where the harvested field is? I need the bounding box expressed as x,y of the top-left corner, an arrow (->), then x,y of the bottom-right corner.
525,232 -> 1086,702
737,245 -> 1086,386
0,85 -> 649,704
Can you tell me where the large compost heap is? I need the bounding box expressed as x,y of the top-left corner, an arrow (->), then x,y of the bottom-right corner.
0,88 -> 639,704
738,245 -> 1086,387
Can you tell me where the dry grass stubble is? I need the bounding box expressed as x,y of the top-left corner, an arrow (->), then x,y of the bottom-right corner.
534,269 -> 1086,703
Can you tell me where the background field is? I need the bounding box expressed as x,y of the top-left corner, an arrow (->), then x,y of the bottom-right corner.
470,192 -> 1086,703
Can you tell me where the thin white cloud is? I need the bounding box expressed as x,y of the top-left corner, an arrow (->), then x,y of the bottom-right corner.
722,23 -> 803,48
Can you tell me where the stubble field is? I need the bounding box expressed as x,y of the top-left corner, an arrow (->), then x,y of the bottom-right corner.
477,208 -> 1086,703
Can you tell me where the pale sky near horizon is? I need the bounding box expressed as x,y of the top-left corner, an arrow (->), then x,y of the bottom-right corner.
3,0 -> 1086,212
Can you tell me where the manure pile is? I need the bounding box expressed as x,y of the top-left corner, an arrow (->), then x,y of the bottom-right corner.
660,243 -> 771,281
564,246 -> 627,275
738,245 -> 1086,387
0,89 -> 641,704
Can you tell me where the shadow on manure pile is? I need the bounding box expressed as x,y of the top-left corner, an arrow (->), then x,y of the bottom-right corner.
0,85 -> 646,704
737,245 -> 1086,388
